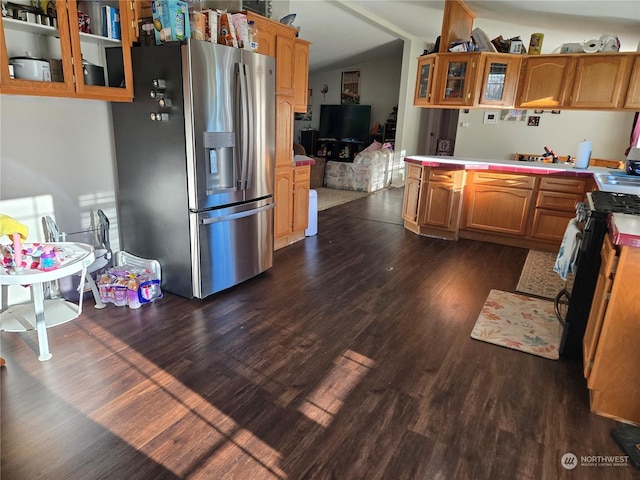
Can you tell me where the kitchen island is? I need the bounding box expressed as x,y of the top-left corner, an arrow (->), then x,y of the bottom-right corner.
402,155 -> 638,251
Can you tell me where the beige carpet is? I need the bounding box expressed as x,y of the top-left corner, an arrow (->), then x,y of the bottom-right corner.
516,250 -> 574,301
315,187 -> 371,211
471,289 -> 562,360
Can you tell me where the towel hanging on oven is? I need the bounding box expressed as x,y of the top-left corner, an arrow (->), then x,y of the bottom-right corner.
553,218 -> 582,281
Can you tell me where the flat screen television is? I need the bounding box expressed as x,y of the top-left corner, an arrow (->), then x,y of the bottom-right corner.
318,105 -> 371,142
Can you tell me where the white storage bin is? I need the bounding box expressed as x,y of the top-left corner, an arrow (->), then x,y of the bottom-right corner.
306,189 -> 318,237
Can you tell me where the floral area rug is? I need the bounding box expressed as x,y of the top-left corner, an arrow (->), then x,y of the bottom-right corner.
470,289 -> 562,360
516,250 -> 574,300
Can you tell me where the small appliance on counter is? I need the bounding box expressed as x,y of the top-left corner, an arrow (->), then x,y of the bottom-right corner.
625,147 -> 640,176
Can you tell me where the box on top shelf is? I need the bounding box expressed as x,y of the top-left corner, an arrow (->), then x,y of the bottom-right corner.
101,5 -> 121,40
151,0 -> 190,45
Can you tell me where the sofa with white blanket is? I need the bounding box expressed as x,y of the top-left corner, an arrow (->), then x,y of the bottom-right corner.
324,148 -> 393,192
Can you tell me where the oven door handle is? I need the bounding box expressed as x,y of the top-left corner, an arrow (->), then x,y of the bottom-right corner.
554,288 -> 570,325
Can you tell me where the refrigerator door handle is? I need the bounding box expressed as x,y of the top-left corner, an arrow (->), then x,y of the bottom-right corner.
236,63 -> 251,191
200,203 -> 275,225
243,62 -> 255,191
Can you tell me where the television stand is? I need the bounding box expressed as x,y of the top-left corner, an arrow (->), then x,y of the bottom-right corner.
314,138 -> 365,161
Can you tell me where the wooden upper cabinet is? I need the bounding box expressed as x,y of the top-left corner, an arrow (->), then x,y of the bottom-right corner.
275,34 -> 295,96
625,55 -> 640,109
1,0 -> 134,101
569,54 -> 631,109
477,54 -> 521,107
434,52 -> 479,106
246,12 -> 276,57
517,55 -> 574,108
414,55 -> 436,106
275,95 -> 294,167
293,38 -> 310,113
439,0 -> 475,53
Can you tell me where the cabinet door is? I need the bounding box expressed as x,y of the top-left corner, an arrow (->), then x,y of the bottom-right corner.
68,0 -> 133,101
421,182 -> 455,228
274,166 -> 293,240
276,34 -> 295,96
413,55 -> 436,106
464,185 -> 533,236
247,13 -> 275,56
569,54 -> 630,109
402,176 -> 422,223
530,208 -> 575,242
435,53 -> 478,106
292,166 -> 310,233
583,235 -> 617,379
624,55 -> 640,109
517,56 -> 573,108
293,39 -> 310,113
275,95 -> 294,167
477,54 -> 521,107
0,0 -> 75,96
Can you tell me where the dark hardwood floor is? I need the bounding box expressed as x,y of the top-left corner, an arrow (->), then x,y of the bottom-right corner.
2,187 -> 637,479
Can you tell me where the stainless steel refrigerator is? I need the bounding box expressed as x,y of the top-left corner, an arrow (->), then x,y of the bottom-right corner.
111,40 -> 275,299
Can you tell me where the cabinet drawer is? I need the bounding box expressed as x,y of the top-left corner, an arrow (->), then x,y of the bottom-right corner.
294,165 -> 310,182
428,169 -> 458,183
536,191 -> 583,211
471,171 -> 535,189
407,164 -> 423,180
539,177 -> 587,194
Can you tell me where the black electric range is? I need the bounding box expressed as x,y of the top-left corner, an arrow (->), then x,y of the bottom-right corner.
560,190 -> 640,359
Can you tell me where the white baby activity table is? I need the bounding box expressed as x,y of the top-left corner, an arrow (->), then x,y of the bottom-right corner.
1,242 -> 95,361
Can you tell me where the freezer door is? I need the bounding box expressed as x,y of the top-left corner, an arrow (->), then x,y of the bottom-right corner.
185,41 -> 275,210
192,198 -> 274,298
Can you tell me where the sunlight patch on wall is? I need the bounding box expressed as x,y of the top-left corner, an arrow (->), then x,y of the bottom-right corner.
298,349 -> 375,427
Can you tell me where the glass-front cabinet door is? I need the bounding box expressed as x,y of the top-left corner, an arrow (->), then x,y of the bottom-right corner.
436,53 -> 478,106
0,0 -> 133,101
67,0 -> 133,100
478,54 -> 521,107
414,55 -> 436,106
0,0 -> 75,96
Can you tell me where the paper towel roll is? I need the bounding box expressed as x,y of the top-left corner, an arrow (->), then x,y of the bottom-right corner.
582,39 -> 601,53
575,140 -> 592,169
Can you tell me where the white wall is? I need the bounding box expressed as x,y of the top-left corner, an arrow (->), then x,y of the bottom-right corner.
454,109 -> 635,161
298,53 -> 402,148
0,95 -> 119,245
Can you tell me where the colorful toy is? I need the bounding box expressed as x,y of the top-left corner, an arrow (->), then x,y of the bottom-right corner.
0,214 -> 29,272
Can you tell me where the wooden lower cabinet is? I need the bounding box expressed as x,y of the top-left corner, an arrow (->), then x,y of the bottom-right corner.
402,165 -> 423,224
403,165 -> 593,250
583,236 -> 640,425
402,165 -> 465,240
463,185 -> 533,235
530,208 -> 576,242
531,189 -> 585,242
274,164 -> 310,250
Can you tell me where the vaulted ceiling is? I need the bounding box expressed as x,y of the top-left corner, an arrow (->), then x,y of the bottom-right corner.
288,0 -> 640,73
